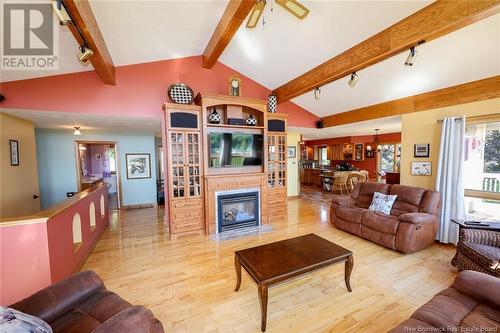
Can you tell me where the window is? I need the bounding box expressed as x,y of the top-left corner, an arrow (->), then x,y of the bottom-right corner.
319,146 -> 329,166
379,143 -> 401,173
463,116 -> 500,221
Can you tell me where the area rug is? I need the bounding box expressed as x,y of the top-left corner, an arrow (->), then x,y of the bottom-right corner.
211,225 -> 274,241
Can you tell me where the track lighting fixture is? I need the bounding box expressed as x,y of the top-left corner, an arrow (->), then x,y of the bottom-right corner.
348,72 -> 358,87
314,87 -> 321,100
405,47 -> 418,66
73,127 -> 82,135
77,46 -> 94,63
52,0 -> 72,26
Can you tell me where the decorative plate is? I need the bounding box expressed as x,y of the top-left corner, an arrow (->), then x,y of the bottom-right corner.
167,83 -> 194,104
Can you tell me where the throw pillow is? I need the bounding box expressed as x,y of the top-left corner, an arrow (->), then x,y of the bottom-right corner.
369,192 -> 397,215
0,306 -> 52,333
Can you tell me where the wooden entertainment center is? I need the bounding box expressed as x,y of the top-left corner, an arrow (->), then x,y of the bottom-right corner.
162,93 -> 288,237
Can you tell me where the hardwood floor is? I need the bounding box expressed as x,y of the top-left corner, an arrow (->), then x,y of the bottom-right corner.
83,186 -> 457,333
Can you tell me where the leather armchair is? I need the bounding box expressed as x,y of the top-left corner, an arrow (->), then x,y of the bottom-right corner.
10,271 -> 164,333
389,270 -> 500,332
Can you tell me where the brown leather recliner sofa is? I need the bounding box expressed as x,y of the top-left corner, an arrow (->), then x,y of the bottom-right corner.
9,271 -> 164,333
388,270 -> 500,332
330,182 -> 440,253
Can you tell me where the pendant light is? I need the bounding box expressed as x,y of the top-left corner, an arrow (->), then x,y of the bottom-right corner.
73,126 -> 82,135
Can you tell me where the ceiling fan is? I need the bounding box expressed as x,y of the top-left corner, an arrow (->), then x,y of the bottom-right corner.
246,0 -> 310,29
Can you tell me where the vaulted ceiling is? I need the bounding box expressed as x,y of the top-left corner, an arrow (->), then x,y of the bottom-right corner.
1,0 -> 499,138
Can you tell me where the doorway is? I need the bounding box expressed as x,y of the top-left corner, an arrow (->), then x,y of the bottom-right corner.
75,141 -> 121,210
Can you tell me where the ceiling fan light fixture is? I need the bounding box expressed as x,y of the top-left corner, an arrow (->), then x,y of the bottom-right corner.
276,0 -> 309,19
314,87 -> 321,100
246,1 -> 266,28
348,72 -> 358,87
73,126 -> 82,136
405,47 -> 418,66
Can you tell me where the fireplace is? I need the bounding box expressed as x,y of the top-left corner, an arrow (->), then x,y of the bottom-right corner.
217,190 -> 259,233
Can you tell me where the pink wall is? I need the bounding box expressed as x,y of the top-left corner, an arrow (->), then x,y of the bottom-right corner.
0,222 -> 52,305
47,185 -> 109,283
0,56 -> 318,128
0,185 -> 109,305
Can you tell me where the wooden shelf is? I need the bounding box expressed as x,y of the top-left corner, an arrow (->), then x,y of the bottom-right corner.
206,124 -> 264,129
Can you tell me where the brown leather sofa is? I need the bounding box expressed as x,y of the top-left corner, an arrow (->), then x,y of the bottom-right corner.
388,270 -> 500,332
330,182 -> 440,253
9,271 -> 164,333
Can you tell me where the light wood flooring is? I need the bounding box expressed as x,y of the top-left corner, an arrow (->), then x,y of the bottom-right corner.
83,186 -> 457,333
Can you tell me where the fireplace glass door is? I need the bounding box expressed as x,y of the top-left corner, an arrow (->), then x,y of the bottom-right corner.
218,192 -> 259,233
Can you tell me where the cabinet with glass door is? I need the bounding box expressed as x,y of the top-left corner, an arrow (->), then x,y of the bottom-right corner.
267,113 -> 288,219
164,104 -> 204,236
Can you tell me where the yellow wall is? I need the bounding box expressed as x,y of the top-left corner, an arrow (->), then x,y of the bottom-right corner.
400,98 -> 500,190
287,132 -> 300,197
0,113 -> 40,217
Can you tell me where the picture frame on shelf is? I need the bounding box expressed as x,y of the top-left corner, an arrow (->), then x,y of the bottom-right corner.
126,153 -> 151,179
287,146 -> 296,158
414,143 -> 430,158
411,161 -> 432,176
9,139 -> 19,166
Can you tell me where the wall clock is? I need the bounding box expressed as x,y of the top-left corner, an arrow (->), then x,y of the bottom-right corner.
228,76 -> 241,96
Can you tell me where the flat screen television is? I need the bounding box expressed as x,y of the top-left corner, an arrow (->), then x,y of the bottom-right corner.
209,133 -> 263,168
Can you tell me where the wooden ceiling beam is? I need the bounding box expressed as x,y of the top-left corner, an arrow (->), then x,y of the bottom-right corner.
321,76 -> 500,127
272,0 -> 500,103
202,0 -> 257,69
62,0 -> 116,85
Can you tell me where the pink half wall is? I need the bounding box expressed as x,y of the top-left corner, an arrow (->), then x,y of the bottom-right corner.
0,222 -> 52,305
0,56 -> 318,128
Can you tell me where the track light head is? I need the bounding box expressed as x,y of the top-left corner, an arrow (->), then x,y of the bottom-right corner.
348,72 -> 358,87
314,87 -> 321,100
405,47 -> 418,66
77,46 -> 93,63
52,0 -> 72,26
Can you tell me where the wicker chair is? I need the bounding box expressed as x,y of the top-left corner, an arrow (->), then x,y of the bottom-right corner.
451,227 -> 500,277
346,173 -> 365,193
331,172 -> 349,195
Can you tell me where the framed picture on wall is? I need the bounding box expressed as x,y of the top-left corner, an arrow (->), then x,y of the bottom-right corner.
414,143 -> 430,158
287,146 -> 296,158
126,153 -> 151,179
411,161 -> 432,176
9,140 -> 19,166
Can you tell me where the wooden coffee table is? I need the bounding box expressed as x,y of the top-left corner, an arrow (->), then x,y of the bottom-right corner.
234,233 -> 353,332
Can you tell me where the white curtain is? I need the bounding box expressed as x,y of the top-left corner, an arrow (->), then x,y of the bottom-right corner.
435,116 -> 466,244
